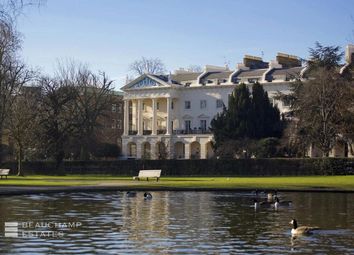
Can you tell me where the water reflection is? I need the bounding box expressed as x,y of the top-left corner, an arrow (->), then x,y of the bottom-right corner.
0,191 -> 353,254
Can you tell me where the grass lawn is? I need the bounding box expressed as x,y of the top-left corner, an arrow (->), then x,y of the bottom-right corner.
0,175 -> 353,190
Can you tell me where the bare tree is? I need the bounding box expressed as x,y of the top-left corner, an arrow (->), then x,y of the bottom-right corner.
295,68 -> 351,157
72,65 -> 114,160
129,57 -> 166,76
37,75 -> 77,174
7,87 -> 40,175
0,17 -> 34,162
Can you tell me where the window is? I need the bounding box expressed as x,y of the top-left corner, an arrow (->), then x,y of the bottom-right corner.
117,119 -> 122,129
185,101 -> 191,109
216,99 -> 224,108
200,100 -> 207,109
185,82 -> 191,87
171,101 -> 174,109
112,119 -> 116,129
248,78 -> 259,84
185,120 -> 191,131
157,102 -> 160,110
200,120 -> 207,131
112,104 -> 117,112
207,80 -> 213,84
117,104 -> 122,113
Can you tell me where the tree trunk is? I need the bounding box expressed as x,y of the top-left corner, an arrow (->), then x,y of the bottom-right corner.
55,150 -> 65,176
17,146 -> 24,176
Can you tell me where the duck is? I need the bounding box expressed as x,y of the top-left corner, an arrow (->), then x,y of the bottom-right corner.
144,192 -> 152,200
274,197 -> 292,210
126,191 -> 137,197
290,219 -> 319,235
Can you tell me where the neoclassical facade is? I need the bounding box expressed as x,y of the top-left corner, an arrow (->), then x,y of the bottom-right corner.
121,46 -> 354,159
121,53 -> 300,159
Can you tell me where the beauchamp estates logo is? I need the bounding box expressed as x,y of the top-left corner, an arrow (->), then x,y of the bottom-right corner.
4,221 -> 82,238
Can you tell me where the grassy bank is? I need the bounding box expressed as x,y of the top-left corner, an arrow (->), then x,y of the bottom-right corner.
0,175 -> 353,190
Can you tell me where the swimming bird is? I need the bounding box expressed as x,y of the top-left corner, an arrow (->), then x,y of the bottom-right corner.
290,219 -> 319,235
253,199 -> 272,209
144,192 -> 152,200
126,191 -> 137,197
274,197 -> 292,210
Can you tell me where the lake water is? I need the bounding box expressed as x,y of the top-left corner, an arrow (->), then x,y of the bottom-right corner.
0,191 -> 353,254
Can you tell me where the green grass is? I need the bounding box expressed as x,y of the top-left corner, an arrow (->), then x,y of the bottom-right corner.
0,175 -> 354,190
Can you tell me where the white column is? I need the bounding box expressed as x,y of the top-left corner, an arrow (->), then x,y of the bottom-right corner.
151,142 -> 157,159
123,100 -> 129,135
122,142 -> 128,157
166,97 -> 171,135
137,99 -> 142,135
137,142 -> 142,159
184,143 -> 190,159
200,142 -> 206,159
152,98 -> 157,135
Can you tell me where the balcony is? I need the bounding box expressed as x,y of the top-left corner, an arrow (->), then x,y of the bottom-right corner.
173,129 -> 212,135
128,130 -> 137,135
157,129 -> 166,135
143,130 -> 152,135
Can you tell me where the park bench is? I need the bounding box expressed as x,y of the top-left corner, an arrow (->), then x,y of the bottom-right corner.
133,169 -> 161,182
0,169 -> 10,179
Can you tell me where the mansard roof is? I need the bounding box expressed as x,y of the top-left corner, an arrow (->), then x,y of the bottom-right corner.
236,69 -> 268,77
202,71 -> 233,80
269,66 -> 303,79
171,72 -> 202,82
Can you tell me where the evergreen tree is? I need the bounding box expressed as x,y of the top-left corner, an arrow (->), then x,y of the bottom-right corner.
210,83 -> 283,156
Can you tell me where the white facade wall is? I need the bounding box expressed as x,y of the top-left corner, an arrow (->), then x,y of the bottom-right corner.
121,77 -> 292,159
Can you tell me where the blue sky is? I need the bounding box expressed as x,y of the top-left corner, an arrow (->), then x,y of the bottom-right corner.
17,0 -> 354,89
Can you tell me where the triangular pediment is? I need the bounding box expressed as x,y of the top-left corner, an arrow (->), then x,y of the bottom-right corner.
182,114 -> 193,119
198,114 -> 210,119
122,74 -> 169,90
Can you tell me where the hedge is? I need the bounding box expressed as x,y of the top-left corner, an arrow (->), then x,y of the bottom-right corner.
2,158 -> 354,176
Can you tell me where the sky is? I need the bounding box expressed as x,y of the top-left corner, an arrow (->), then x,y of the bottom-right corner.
16,0 -> 354,89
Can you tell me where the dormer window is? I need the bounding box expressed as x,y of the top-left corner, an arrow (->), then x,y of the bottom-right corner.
185,82 -> 191,87
232,77 -> 240,84
248,78 -> 259,84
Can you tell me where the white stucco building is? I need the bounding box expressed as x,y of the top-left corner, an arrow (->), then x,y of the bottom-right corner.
121,47 -> 354,159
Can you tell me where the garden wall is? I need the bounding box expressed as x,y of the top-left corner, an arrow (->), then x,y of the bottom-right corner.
3,158 -> 354,176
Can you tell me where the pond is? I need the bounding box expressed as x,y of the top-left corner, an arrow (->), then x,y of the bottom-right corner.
0,191 -> 353,254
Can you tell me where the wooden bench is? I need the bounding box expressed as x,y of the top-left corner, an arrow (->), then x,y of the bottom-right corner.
0,169 -> 10,179
133,170 -> 161,182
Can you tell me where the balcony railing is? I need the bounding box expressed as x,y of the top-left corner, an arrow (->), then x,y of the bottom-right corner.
173,129 -> 212,135
143,130 -> 152,135
128,130 -> 137,135
157,129 -> 166,135
127,128 -> 211,136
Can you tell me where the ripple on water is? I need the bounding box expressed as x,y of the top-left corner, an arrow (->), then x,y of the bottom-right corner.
0,191 -> 353,255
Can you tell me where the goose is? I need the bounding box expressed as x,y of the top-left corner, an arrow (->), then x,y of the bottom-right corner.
290,219 -> 319,235
274,197 -> 292,210
144,192 -> 152,200
126,191 -> 137,197
253,199 -> 271,209
267,190 -> 278,201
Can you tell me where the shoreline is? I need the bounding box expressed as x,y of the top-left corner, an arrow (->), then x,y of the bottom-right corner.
1,185 -> 354,196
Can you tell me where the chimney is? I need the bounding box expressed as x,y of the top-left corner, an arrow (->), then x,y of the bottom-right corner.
276,53 -> 301,68
243,55 -> 268,69
345,44 -> 354,65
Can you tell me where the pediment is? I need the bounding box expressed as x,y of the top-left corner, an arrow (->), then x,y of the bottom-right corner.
198,114 -> 210,119
122,74 -> 169,90
182,114 -> 193,119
